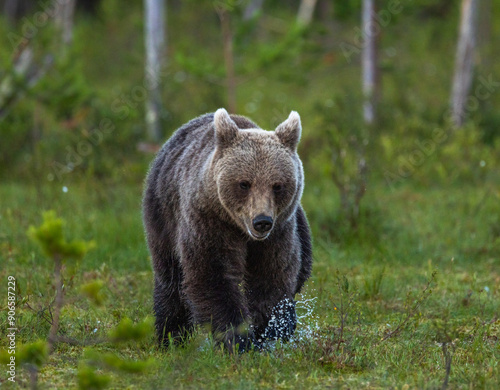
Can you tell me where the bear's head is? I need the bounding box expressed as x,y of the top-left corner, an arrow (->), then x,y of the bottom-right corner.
212,108 -> 303,240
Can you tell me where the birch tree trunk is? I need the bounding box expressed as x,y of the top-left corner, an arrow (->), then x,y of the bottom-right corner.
450,0 -> 478,128
144,0 -> 166,142
297,0 -> 318,26
361,0 -> 379,125
53,0 -> 77,46
217,7 -> 237,113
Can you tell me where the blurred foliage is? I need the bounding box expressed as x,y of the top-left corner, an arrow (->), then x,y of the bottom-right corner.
304,94 -> 373,238
0,0 -> 498,241
28,210 -> 95,261
77,363 -> 111,390
16,340 -> 49,368
83,349 -> 155,373
0,340 -> 48,368
76,317 -> 155,388
108,317 -> 154,344
33,52 -> 93,120
334,0 -> 362,20
80,279 -> 106,306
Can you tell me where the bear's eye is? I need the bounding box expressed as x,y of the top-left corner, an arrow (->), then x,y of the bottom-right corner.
273,184 -> 283,193
239,181 -> 251,190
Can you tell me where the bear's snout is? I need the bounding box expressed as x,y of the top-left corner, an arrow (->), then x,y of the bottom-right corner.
252,214 -> 273,233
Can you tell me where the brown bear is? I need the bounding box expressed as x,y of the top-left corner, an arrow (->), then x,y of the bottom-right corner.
142,108 -> 312,352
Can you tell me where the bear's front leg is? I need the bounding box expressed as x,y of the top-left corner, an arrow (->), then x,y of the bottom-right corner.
246,223 -> 302,344
180,228 -> 252,352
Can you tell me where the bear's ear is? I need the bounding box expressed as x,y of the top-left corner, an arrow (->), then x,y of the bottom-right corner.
275,111 -> 301,150
214,108 -> 239,148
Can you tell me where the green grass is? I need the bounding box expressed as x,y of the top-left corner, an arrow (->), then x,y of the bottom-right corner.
1,179 -> 498,389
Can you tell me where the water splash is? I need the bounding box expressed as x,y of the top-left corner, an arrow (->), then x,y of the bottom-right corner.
197,293 -> 320,352
252,293 -> 319,350
294,295 -> 320,342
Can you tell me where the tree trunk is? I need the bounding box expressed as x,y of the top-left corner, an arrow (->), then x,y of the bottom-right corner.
3,0 -> 33,24
297,0 -> 318,26
318,0 -> 333,23
217,7 -> 237,113
53,0 -> 77,46
144,0 -> 167,142
361,0 -> 379,125
450,0 -> 478,128
48,256 -> 63,353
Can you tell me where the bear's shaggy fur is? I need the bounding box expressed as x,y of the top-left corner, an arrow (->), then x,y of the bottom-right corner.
142,109 -> 312,351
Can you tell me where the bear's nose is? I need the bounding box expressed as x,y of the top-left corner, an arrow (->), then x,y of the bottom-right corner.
252,215 -> 273,233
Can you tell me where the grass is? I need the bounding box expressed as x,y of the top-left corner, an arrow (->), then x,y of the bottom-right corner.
0,178 -> 498,389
